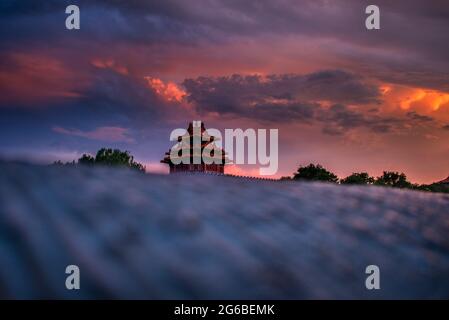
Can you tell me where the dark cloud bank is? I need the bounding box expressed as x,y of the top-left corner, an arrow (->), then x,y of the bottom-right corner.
2,0 -> 449,91
0,1 -> 447,146
183,70 -> 424,135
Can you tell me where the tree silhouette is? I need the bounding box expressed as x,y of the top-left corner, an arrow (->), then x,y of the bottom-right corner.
418,183 -> 449,193
374,171 -> 413,188
78,154 -> 95,165
341,172 -> 375,185
293,164 -> 338,183
87,148 -> 145,172
53,160 -> 75,166
53,148 -> 148,172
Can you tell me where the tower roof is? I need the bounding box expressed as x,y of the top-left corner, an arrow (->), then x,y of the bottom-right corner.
187,121 -> 206,134
161,121 -> 229,166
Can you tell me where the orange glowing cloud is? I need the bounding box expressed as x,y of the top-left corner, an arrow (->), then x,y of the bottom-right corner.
91,58 -> 128,75
430,93 -> 449,111
399,89 -> 427,110
144,77 -> 186,103
379,85 -> 391,95
397,88 -> 449,111
378,84 -> 449,119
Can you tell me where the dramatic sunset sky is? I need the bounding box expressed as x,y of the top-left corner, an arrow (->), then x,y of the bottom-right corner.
1,0 -> 448,183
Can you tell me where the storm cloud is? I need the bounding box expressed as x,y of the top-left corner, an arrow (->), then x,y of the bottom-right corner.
182,71 -> 398,133
2,0 -> 449,91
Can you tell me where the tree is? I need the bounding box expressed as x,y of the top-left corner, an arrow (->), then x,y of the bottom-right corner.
72,148 -> 145,172
374,171 -> 412,189
416,183 -> 449,194
293,164 -> 338,183
52,160 -> 75,166
78,154 -> 95,165
341,172 -> 375,185
54,149 -> 146,172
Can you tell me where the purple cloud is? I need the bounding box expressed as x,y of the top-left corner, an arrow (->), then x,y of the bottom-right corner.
53,126 -> 135,143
